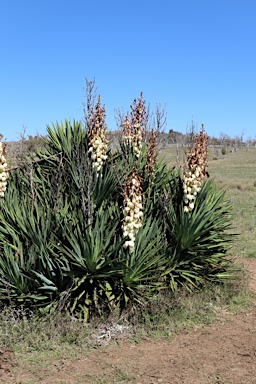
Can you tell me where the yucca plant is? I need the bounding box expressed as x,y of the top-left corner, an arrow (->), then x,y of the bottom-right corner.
0,116 -> 124,314
164,177 -> 234,290
0,183 -> 71,307
156,124 -> 234,290
0,88 -> 235,319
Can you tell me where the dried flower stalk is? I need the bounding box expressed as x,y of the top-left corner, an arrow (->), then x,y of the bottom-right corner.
146,128 -> 158,182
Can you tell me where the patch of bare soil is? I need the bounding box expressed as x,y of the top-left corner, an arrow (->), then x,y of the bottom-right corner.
0,348 -> 16,378
1,258 -> 256,384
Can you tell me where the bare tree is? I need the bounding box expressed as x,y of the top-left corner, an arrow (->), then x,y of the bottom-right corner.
154,101 -> 167,133
150,101 -> 167,149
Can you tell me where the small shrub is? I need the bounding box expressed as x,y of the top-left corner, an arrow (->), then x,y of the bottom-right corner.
221,147 -> 227,156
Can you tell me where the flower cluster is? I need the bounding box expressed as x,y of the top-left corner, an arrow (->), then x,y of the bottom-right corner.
122,167 -> 144,253
133,123 -> 143,158
0,136 -> 8,198
146,128 -> 158,182
88,96 -> 108,173
183,169 -> 202,212
122,118 -> 143,159
183,125 -> 209,213
122,93 -> 146,158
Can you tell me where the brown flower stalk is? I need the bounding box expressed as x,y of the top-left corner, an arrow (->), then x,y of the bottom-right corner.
146,128 -> 158,182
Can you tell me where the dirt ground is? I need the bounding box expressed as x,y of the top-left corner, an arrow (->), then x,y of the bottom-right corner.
1,258 -> 256,384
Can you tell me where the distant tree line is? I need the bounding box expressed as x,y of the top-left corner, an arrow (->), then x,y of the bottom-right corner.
6,124 -> 256,166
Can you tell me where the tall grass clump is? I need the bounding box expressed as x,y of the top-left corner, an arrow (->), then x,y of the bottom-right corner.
0,84 -> 234,320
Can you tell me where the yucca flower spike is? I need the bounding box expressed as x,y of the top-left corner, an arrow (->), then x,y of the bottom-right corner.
0,136 -> 8,197
183,124 -> 208,212
88,96 -> 108,174
122,167 -> 144,253
123,93 -> 147,159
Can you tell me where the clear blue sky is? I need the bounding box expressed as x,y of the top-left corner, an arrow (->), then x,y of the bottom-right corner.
1,0 -> 256,141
